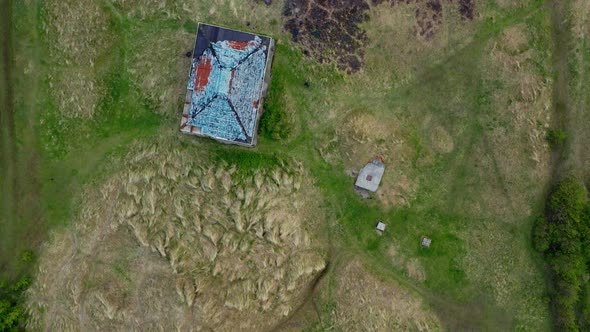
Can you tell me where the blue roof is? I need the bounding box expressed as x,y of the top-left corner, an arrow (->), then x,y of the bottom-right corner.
181,24 -> 273,146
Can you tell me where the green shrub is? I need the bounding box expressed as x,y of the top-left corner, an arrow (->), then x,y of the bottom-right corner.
582,204 -> 590,261
0,299 -> 23,332
259,73 -> 293,141
546,128 -> 568,148
0,276 -> 30,331
547,176 -> 587,224
536,176 -> 590,331
20,250 -> 34,263
578,282 -> 590,331
9,276 -> 31,294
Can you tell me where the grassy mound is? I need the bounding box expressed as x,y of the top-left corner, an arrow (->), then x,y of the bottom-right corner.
26,140 -> 327,331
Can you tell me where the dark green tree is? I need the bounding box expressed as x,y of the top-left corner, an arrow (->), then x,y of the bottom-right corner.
534,176 -> 589,331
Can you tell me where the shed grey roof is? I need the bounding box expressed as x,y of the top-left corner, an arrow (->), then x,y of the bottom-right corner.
355,160 -> 385,192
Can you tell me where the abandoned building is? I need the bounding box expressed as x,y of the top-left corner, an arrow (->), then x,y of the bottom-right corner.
421,237 -> 432,248
180,23 -> 275,147
355,156 -> 385,192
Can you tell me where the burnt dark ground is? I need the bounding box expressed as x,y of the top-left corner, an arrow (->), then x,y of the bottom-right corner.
416,0 -> 444,39
282,0 -> 476,72
284,0 -> 370,73
459,0 -> 476,20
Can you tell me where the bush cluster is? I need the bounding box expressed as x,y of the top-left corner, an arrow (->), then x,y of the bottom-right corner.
259,74 -> 293,141
545,128 -> 568,148
533,176 -> 590,331
0,275 -> 31,331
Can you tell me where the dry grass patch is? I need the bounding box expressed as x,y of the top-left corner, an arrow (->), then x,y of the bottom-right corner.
483,24 -> 552,202
454,20 -> 553,331
376,173 -> 419,207
498,24 -> 530,55
330,259 -> 440,331
571,0 -> 590,37
429,125 -> 455,154
44,0 -> 111,65
364,4 -> 428,87
493,0 -> 537,10
442,22 -> 553,222
43,0 -> 113,118
386,243 -> 427,282
47,67 -> 102,118
27,140 -> 327,331
115,0 -> 284,35
127,29 -> 193,117
366,0 -> 477,75
113,0 -> 179,19
461,219 -> 549,330
567,0 -> 590,179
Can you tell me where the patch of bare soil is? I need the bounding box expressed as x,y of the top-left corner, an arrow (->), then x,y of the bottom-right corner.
284,0 -> 476,71
27,140 -> 327,331
330,259 -> 440,331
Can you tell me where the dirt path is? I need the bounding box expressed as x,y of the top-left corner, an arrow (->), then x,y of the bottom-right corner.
565,3 -> 590,182
547,0 -> 590,184
0,0 -> 18,271
0,0 -> 45,277
548,0 -> 573,180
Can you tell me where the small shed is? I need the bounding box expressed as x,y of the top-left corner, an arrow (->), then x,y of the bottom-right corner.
421,237 -> 432,248
355,157 -> 385,192
376,221 -> 386,234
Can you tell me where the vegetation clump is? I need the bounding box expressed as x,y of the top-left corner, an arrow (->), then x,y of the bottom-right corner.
533,176 -> 590,331
260,76 -> 293,141
0,275 -> 31,331
545,128 -> 568,148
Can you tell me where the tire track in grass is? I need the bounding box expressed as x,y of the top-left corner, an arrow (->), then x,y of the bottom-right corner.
547,0 -> 572,180
545,0 -> 590,181
0,1 -> 46,276
1,0 -> 46,277
0,0 -> 17,272
554,0 -> 590,181
13,0 -> 45,271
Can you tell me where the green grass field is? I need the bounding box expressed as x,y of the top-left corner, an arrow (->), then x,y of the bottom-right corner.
4,0 -> 590,330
